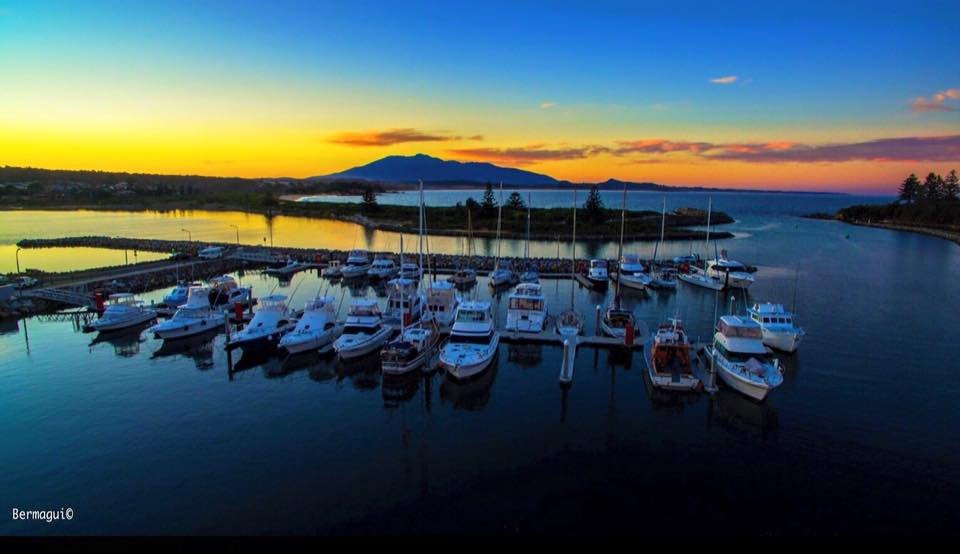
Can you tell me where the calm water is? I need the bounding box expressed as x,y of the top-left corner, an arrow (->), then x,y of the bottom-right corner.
3,194 -> 960,535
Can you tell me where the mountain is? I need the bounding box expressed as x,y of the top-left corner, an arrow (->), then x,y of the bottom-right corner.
318,154 -> 559,185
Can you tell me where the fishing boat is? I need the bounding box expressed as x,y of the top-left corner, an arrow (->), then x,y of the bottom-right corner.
226,294 -> 294,352
321,259 -> 342,278
440,301 -> 500,380
601,183 -> 638,342
489,183 -> 518,287
278,295 -> 338,354
333,299 -> 393,359
617,253 -> 652,291
340,250 -> 372,279
381,326 -> 439,375
702,315 -> 783,401
148,286 -> 225,340
87,293 -> 157,332
748,302 -> 805,353
207,275 -> 252,307
368,257 -> 399,280
706,252 -> 755,289
586,259 -> 609,289
643,318 -> 700,391
422,280 -> 459,329
384,278 -> 424,326
505,282 -> 547,333
555,187 -> 584,338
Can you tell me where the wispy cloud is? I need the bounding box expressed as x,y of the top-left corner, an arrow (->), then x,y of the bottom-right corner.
710,75 -> 738,85
328,128 -> 473,146
540,101 -> 557,109
612,139 -> 715,155
447,144 -> 601,165
911,88 -> 960,112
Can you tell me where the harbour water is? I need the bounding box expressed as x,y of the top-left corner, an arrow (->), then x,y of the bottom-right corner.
2,192 -> 960,535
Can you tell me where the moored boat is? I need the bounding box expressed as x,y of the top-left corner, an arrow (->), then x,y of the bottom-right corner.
226,294 -> 294,352
440,301 -> 500,380
333,299 -> 393,359
748,302 -> 804,353
643,318 -> 700,391
702,315 -> 783,401
148,286 -> 225,340
88,293 -> 157,332
278,295 -> 339,354
422,280 -> 459,329
505,282 -> 547,333
340,250 -> 372,279
587,259 -> 609,289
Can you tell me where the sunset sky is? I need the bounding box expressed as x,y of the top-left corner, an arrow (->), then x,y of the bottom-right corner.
1,0 -> 959,193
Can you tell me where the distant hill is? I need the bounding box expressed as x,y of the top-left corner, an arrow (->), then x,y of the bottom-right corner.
318,154 -> 559,186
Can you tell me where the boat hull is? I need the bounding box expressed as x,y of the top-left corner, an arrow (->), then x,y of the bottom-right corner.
678,272 -> 724,290
334,328 -> 393,359
643,340 -> 700,391
440,335 -> 500,380
90,311 -> 157,332
151,316 -> 224,340
762,330 -> 802,353
279,330 -> 336,355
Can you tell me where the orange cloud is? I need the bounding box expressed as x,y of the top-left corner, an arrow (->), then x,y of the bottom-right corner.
448,144 -> 599,164
911,88 -> 960,112
328,128 -> 473,146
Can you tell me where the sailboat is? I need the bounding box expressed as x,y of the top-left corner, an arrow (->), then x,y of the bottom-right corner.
520,193 -> 539,283
449,207 -> 478,286
489,182 -> 518,288
648,197 -> 678,289
677,197 -> 724,290
600,183 -> 638,342
555,187 -> 583,337
381,234 -> 438,374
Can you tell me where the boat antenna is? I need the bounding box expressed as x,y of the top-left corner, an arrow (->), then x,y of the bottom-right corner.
570,186 -> 577,310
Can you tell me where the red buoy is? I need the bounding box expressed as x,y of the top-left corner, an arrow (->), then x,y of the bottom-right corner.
95,292 -> 105,313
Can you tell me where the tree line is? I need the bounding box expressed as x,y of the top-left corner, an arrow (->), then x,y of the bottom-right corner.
898,170 -> 959,203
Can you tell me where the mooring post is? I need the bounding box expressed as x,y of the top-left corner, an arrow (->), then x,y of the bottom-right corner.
595,305 -> 601,336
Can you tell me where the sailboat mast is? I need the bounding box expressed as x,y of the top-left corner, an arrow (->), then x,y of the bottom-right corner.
705,197 -> 712,249
616,183 -> 626,306
570,187 -> 577,309
495,182 -> 503,266
654,196 -> 666,262
418,180 -> 424,284
525,192 -> 531,260
399,235 -> 405,335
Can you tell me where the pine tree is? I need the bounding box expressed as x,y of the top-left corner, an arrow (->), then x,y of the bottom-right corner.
898,173 -> 920,203
921,172 -> 943,200
583,185 -> 605,222
943,170 -> 959,200
506,191 -> 525,210
480,182 -> 497,217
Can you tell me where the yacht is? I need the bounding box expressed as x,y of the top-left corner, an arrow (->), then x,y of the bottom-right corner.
440,301 -> 500,380
384,277 -> 425,326
617,254 -> 652,291
265,259 -> 306,277
399,262 -> 422,280
422,280 -> 460,329
333,299 -> 393,359
279,295 -> 339,354
748,302 -> 805,353
162,281 -> 199,308
148,286 -> 225,340
197,246 -> 225,259
321,259 -> 342,278
702,315 -> 783,401
368,257 -> 399,280
644,318 -> 700,391
381,326 -> 439,375
520,264 -> 540,284
587,259 -> 609,289
649,265 -> 678,289
677,265 -> 724,290
88,293 -> 157,332
489,262 -> 518,287
208,275 -> 252,307
449,267 -> 478,286
706,252 -> 755,289
226,294 -> 294,352
505,282 -> 547,333
340,250 -> 372,279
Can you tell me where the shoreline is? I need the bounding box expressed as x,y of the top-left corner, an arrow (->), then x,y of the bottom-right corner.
839,219 -> 960,246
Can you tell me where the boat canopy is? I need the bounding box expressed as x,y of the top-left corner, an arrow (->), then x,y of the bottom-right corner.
717,316 -> 763,339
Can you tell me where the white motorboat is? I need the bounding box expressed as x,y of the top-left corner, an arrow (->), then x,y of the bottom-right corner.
649,265 -> 678,289
706,252 -> 755,289
279,295 -> 339,354
162,281 -> 199,308
422,280 -> 459,329
368,257 -> 399,280
333,299 -> 393,359
148,286 -> 225,340
505,282 -> 547,333
677,266 -> 724,290
440,301 -> 500,380
702,315 -> 783,401
265,259 -> 306,277
226,294 -> 294,352
587,259 -> 609,288
381,324 -> 439,375
197,246 -> 225,260
644,318 -> 700,391
617,254 -> 652,291
384,277 -> 424,326
340,250 -> 372,279
520,266 -> 540,284
208,275 -> 252,307
321,260 -> 343,278
748,302 -> 805,353
449,267 -> 478,286
88,293 -> 157,332
399,262 -> 422,280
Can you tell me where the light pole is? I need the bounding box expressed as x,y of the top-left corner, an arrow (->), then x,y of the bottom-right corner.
15,247 -> 22,274
229,224 -> 239,245
181,228 -> 192,242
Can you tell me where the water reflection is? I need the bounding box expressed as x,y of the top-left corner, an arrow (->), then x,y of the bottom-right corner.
88,325 -> 150,358
507,343 -> 543,367
151,330 -> 218,370
336,352 -> 382,390
439,359 -> 498,410
382,372 -> 422,409
707,388 -> 779,439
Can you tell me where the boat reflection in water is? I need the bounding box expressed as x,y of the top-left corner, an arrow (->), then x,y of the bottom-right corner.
507,342 -> 543,367
707,387 -> 780,439
88,323 -> 152,358
382,372 -> 422,409
150,328 -> 219,370
440,358 -> 498,411
335,351 -> 382,391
